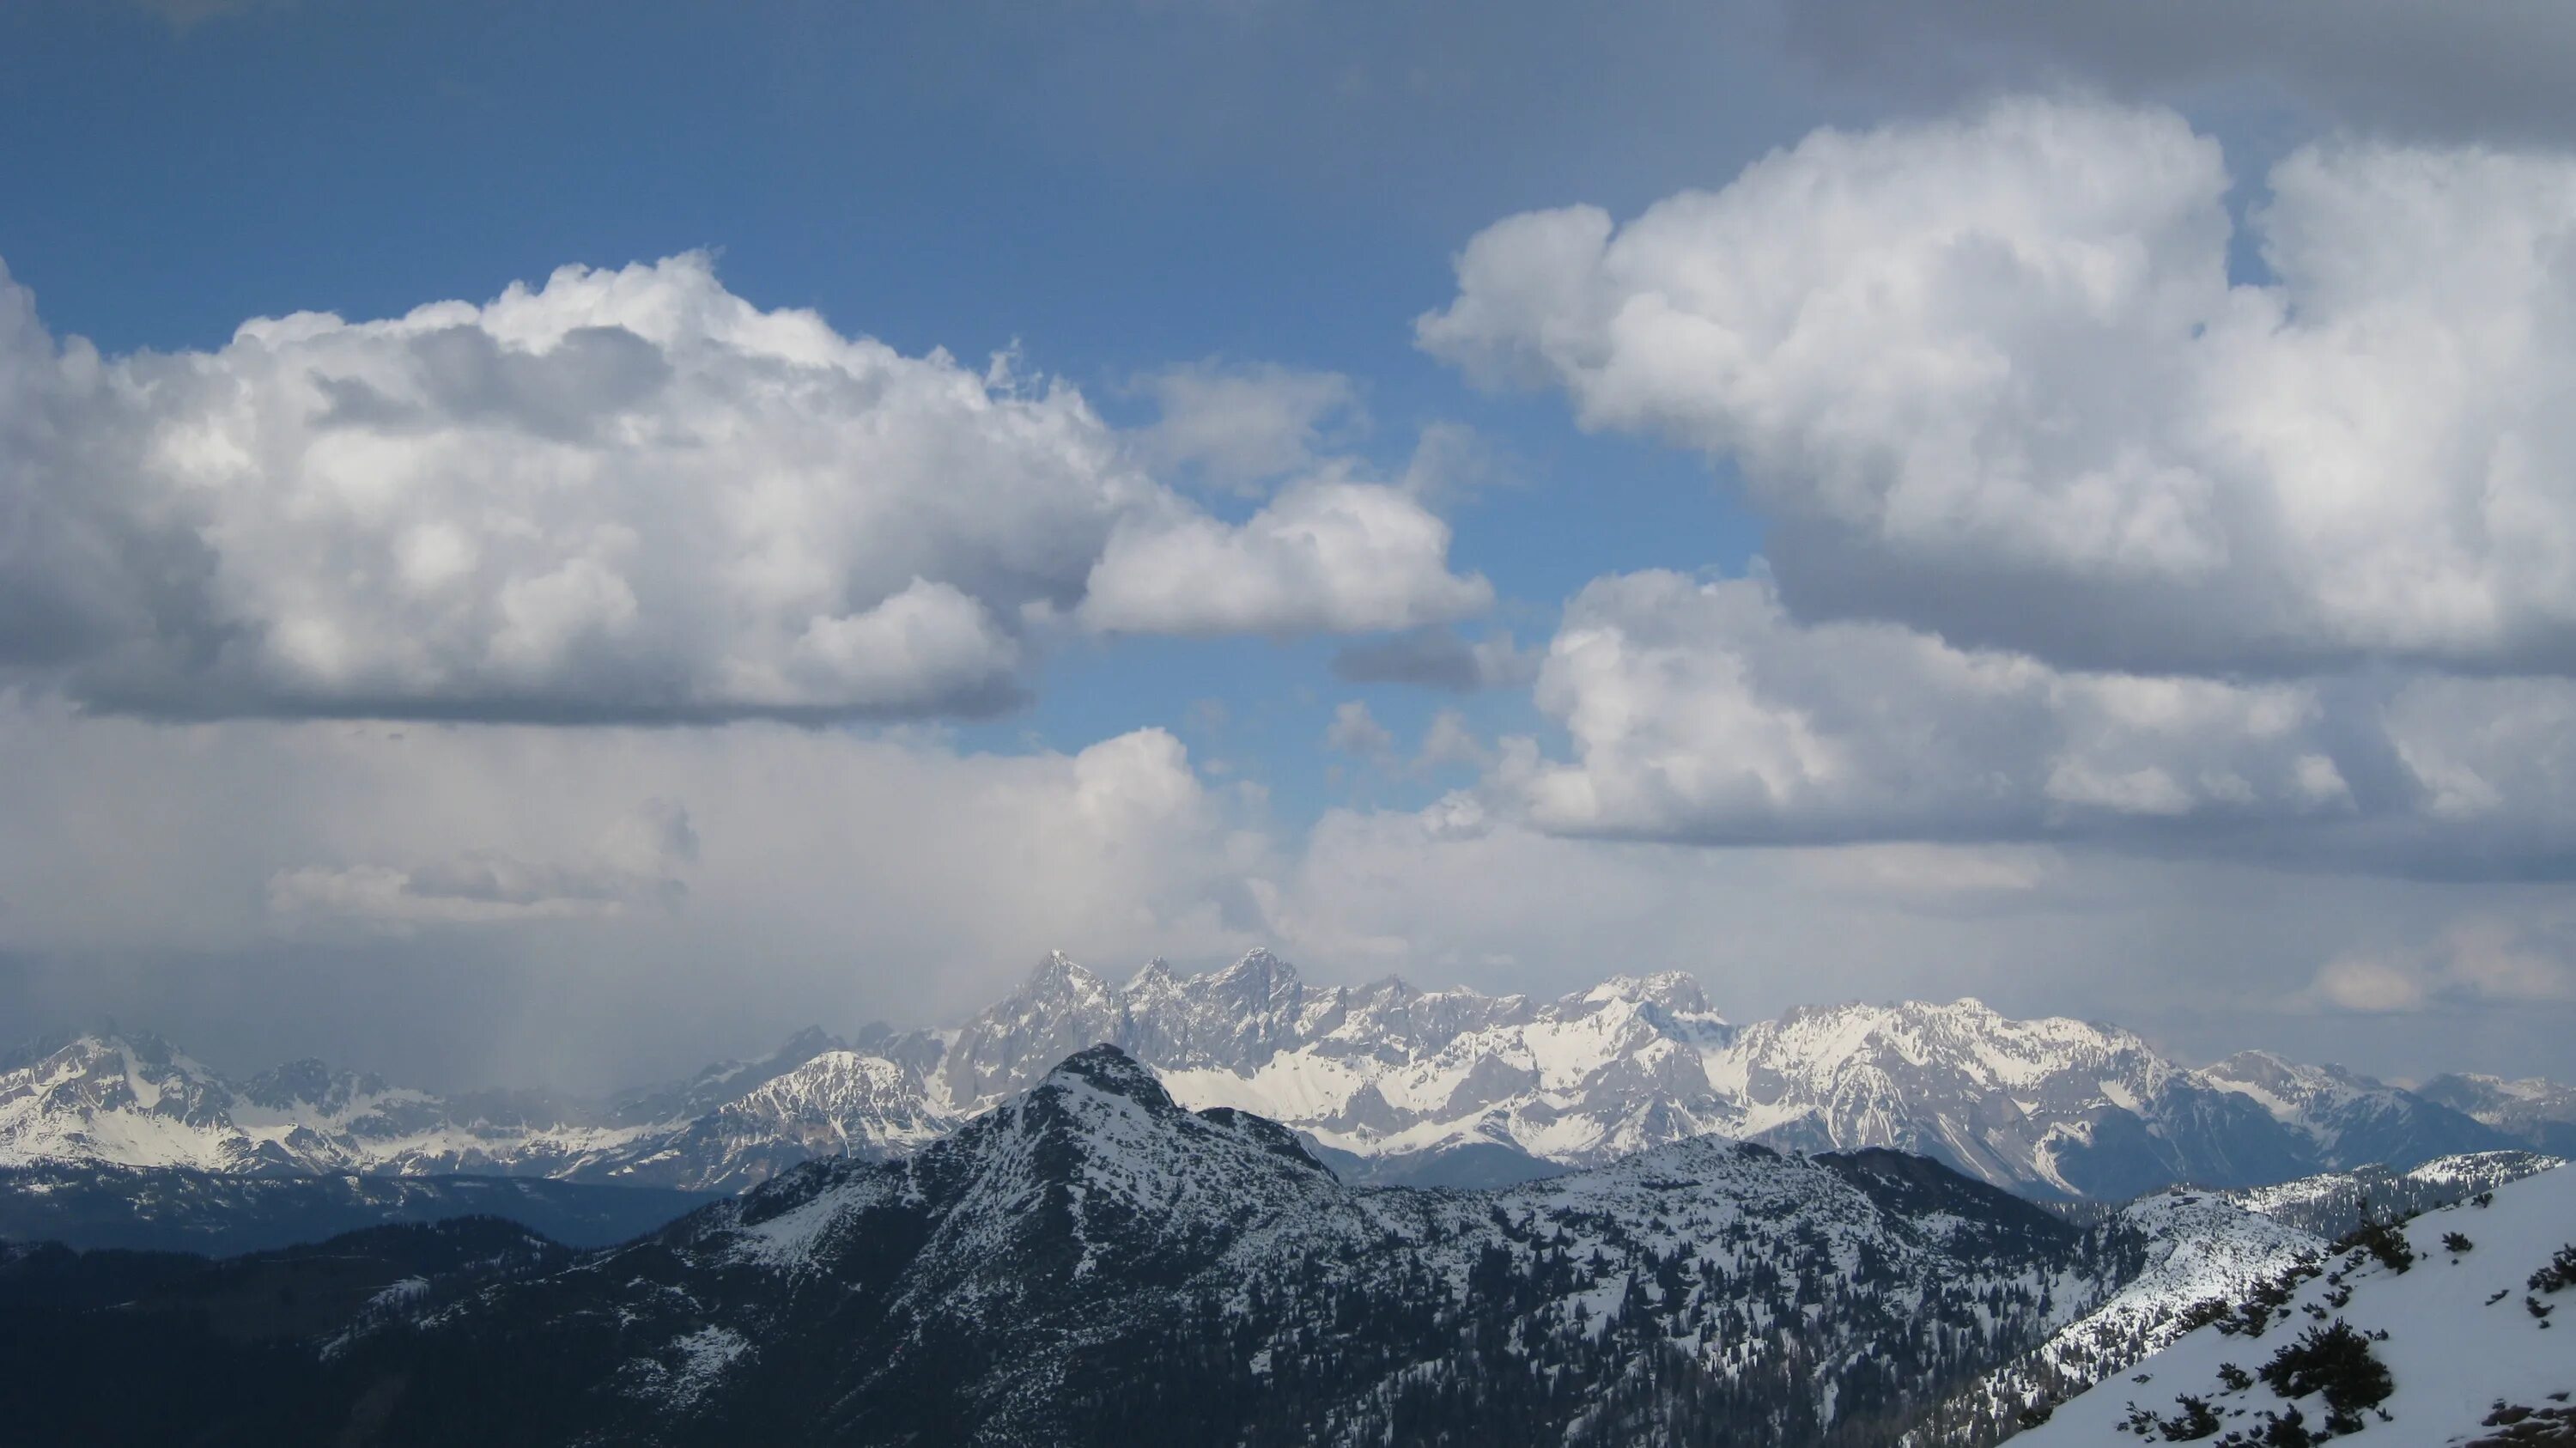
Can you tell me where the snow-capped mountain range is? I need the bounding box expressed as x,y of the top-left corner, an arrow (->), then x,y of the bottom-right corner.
3,949 -> 2560,1200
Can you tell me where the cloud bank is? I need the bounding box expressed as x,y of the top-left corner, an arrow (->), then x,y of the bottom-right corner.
1413,97 -> 2576,882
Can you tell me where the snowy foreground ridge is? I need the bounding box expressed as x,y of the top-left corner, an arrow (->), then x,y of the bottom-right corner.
5,949 -> 2567,1199
2014,1163 -> 2576,1446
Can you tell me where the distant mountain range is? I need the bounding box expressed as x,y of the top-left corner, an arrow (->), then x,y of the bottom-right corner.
6,949 -> 2568,1204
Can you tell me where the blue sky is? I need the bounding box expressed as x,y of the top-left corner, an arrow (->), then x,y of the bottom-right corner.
5,0 -> 2576,1091
3,0 -> 1777,827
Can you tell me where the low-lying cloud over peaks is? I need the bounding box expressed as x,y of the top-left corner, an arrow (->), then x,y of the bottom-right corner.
0,253 -> 1486,723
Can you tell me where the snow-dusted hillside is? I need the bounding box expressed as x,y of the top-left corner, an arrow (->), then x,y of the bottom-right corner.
1,948 -> 2540,1202
2012,1164 -> 2576,1445
2218,1152 -> 2565,1239
302,1045 -> 2104,1446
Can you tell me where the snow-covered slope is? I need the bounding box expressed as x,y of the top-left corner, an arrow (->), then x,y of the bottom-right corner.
2012,1163 -> 2576,1445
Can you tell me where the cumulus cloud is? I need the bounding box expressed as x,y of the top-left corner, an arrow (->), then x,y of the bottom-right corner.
1505,569 -> 2348,843
1485,569 -> 2576,872
1421,97 -> 2576,678
1078,476 -> 1492,636
0,252 -> 1485,721
1330,625 -> 1535,691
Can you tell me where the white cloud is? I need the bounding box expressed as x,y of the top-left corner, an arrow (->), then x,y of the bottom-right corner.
0,252 -> 1484,721
2300,956 -> 2430,1014
1503,569 -> 2364,844
1485,569 -> 2576,868
1078,476 -> 1492,636
2296,918 -> 2576,1014
1421,97 -> 2576,677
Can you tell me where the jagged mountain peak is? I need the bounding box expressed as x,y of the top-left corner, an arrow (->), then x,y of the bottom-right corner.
1026,948 -> 1109,995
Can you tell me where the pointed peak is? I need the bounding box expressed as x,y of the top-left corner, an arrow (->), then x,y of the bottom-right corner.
1126,958 -> 1177,991
1024,950 -> 1108,995
1214,946 -> 1297,983
1037,1043 -> 1168,1103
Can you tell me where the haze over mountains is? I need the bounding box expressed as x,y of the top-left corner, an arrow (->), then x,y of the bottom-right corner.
8,950 -> 2563,1203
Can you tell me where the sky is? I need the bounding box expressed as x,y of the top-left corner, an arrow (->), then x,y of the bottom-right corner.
4,0 -> 2576,1093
